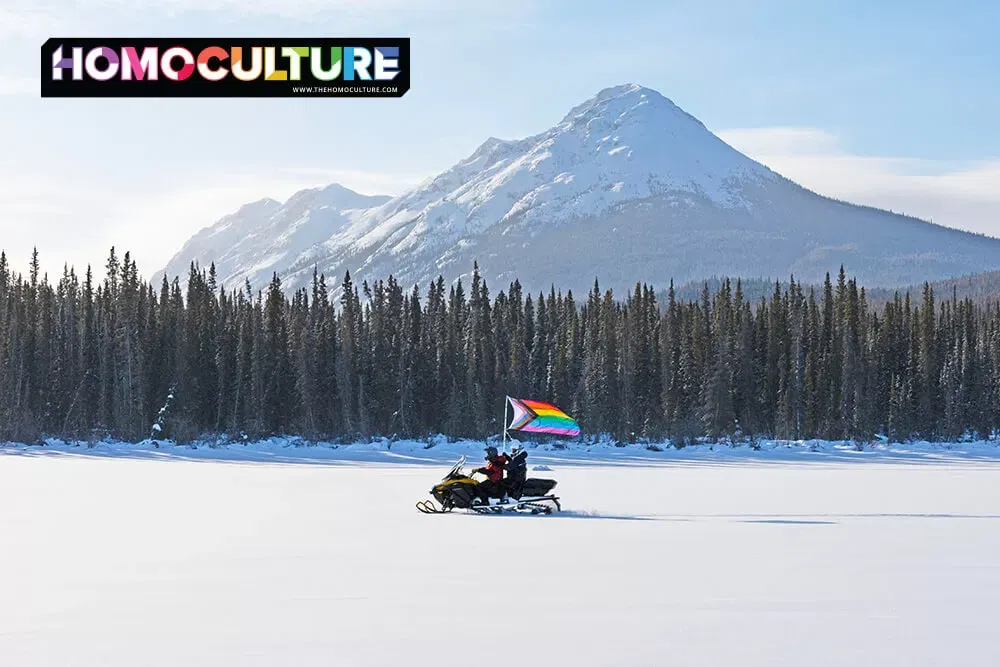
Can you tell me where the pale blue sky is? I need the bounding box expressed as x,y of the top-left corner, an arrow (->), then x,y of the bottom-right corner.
1,0 -> 998,279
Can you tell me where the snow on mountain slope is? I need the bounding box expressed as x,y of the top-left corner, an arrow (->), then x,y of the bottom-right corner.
154,184 -> 390,290
160,84 -> 1000,297
317,84 -> 776,262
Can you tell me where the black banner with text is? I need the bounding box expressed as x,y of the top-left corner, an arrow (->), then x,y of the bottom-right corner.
40,38 -> 410,98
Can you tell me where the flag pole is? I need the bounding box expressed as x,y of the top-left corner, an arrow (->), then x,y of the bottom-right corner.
503,395 -> 509,454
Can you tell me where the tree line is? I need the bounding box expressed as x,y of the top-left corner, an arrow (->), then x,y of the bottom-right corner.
2,247 -> 999,445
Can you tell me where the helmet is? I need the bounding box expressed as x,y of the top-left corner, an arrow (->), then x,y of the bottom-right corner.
484,446 -> 498,460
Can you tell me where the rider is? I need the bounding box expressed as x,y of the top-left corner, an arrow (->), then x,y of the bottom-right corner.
474,446 -> 509,503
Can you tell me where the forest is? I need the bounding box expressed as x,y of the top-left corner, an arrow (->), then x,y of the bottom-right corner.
1,247 -> 999,445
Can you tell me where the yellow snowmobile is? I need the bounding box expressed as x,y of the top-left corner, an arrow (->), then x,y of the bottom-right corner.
415,452 -> 560,515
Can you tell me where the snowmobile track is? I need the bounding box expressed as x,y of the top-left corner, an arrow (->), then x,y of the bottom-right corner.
416,495 -> 561,515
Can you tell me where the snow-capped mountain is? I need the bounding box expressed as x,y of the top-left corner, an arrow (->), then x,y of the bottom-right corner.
160,84 -> 1000,297
155,184 -> 390,290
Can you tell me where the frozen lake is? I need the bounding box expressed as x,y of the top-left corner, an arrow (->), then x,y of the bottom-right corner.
3,450 -> 999,666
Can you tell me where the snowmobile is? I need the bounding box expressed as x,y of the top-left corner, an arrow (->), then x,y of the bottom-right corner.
415,450 -> 561,515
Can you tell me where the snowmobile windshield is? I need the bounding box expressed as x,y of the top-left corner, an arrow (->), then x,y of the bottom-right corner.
444,456 -> 466,480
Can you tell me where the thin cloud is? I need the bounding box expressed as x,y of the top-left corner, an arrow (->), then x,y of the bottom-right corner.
718,126 -> 1000,238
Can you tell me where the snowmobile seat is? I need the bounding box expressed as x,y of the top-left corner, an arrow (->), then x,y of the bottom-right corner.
520,477 -> 557,497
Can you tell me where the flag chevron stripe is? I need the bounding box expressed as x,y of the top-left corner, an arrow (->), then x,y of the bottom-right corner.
509,414 -> 534,429
507,397 -> 534,430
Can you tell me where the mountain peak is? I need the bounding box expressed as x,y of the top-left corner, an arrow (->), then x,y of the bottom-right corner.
592,82 -> 657,103
281,183 -> 390,212
559,83 -> 705,133
235,197 -> 281,215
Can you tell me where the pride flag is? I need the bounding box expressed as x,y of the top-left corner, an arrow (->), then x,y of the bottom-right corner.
506,396 -> 581,437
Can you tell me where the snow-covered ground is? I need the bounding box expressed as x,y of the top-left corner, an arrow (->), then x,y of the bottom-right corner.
7,433 -> 1000,465
3,441 -> 1000,666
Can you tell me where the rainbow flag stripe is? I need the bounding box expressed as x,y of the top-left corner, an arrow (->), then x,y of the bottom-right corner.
507,397 -> 581,437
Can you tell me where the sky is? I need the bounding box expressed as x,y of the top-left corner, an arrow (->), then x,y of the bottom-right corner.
1,0 -> 998,280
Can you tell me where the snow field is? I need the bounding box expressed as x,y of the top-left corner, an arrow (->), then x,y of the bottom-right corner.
2,452 -> 999,666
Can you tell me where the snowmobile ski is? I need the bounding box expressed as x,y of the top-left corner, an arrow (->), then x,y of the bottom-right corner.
415,499 -> 451,514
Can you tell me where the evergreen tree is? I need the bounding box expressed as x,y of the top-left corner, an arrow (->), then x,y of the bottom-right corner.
3,248 -> 1000,446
